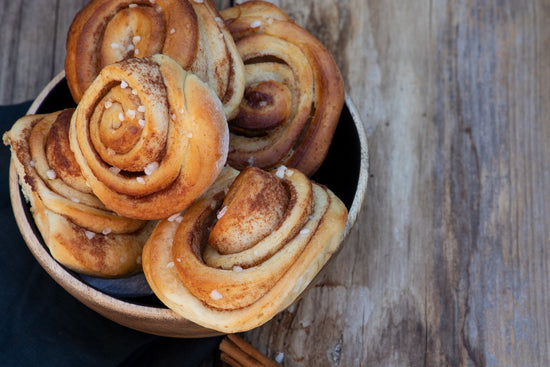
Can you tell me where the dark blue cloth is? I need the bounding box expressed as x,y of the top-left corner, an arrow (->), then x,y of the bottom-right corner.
0,102 -> 221,366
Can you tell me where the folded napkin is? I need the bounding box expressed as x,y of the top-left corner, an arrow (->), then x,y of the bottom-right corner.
0,102 -> 221,366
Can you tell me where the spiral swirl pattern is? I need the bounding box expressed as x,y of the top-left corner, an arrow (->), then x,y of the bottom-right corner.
142,166 -> 348,332
220,1 -> 345,177
65,0 -> 245,119
4,110 -> 154,277
69,54 -> 229,220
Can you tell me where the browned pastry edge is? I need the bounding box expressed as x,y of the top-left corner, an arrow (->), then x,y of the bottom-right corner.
69,54 -> 229,220
221,0 -> 345,177
3,110 -> 154,277
142,166 -> 348,333
65,0 -> 245,119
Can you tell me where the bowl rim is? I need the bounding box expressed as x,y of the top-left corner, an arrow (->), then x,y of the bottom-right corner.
9,70 -> 369,337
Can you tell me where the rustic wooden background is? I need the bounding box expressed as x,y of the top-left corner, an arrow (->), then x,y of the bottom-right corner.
2,0 -> 550,366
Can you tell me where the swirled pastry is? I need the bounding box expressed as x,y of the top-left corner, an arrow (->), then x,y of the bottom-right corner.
3,109 -> 155,278
65,0 -> 244,119
220,1 -> 345,177
69,54 -> 229,220
142,166 -> 348,332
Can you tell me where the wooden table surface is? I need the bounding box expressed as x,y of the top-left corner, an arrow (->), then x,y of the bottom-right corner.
2,0 -> 549,366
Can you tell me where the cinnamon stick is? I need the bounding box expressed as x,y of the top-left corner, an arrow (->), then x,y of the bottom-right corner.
219,334 -> 280,367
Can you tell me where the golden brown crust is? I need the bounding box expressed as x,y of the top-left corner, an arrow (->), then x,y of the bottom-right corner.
65,0 -> 244,119
220,1 -> 345,177
3,110 -> 155,278
208,167 -> 289,254
69,54 -> 229,220
142,166 -> 348,332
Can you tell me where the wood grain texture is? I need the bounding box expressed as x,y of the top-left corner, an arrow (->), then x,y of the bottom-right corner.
0,0 -> 88,104
1,0 -> 549,366
245,1 -> 550,366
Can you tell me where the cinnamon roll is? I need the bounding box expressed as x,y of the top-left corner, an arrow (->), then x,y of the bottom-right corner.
65,0 -> 245,119
142,166 -> 348,332
220,1 -> 345,177
69,54 -> 229,220
3,110 -> 155,278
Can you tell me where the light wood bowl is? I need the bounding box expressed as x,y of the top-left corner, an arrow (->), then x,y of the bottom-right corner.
9,71 -> 369,338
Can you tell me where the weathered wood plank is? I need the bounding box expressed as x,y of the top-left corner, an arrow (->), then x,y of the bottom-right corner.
246,1 -> 550,366
247,1 -> 432,365
0,0 -> 88,104
424,2 -> 550,365
2,0 -> 550,366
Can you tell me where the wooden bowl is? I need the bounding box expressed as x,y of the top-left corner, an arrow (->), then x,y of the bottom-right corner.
9,71 -> 369,338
